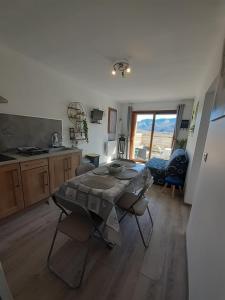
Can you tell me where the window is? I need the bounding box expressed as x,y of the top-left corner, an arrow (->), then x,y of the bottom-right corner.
130,111 -> 177,161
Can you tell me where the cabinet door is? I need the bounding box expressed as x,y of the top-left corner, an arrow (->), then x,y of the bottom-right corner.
71,152 -> 81,178
22,166 -> 50,207
64,152 -> 81,180
0,163 -> 24,219
49,155 -> 68,193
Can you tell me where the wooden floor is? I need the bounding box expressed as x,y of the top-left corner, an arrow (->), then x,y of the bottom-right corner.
0,185 -> 190,300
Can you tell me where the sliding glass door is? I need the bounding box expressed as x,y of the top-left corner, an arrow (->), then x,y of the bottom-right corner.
130,111 -> 177,161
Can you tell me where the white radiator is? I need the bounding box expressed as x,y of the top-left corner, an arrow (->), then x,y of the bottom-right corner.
104,140 -> 117,159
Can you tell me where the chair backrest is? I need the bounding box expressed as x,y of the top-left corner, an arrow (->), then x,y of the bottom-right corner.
75,162 -> 95,176
137,176 -> 153,199
166,148 -> 189,178
53,192 -> 100,229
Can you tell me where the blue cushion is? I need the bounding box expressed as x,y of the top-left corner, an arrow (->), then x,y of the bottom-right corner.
165,176 -> 184,186
146,149 -> 189,186
146,157 -> 168,171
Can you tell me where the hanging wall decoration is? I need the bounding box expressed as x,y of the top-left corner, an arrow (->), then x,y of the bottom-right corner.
67,102 -> 88,145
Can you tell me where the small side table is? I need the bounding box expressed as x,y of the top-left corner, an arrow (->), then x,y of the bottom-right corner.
85,153 -> 100,168
162,176 -> 184,198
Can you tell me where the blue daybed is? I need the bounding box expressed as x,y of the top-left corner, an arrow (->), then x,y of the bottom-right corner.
146,148 -> 189,185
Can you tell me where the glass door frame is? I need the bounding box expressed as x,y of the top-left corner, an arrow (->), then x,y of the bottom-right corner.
129,110 -> 177,162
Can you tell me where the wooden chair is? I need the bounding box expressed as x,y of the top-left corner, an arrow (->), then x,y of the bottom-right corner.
75,162 -> 95,176
47,194 -> 105,288
117,180 -> 154,248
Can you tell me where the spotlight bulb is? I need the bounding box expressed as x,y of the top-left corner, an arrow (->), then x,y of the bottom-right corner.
112,69 -> 116,76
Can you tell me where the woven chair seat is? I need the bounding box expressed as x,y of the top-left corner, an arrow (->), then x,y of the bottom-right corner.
58,213 -> 93,242
117,192 -> 139,210
117,192 -> 150,216
132,197 -> 149,216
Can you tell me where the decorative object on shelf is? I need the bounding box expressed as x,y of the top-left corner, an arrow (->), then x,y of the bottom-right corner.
111,60 -> 131,78
83,119 -> 88,143
67,102 -> 88,144
108,107 -> 117,141
90,109 -> 104,124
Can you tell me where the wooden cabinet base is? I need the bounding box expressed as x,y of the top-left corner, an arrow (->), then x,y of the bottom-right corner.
0,163 -> 24,219
0,151 -> 81,219
22,165 -> 50,207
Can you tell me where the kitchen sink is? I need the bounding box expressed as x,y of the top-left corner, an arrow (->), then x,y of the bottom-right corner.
48,146 -> 71,153
0,154 -> 16,162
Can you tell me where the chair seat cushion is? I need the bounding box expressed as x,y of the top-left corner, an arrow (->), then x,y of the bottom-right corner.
58,212 -> 93,242
165,176 -> 184,186
117,192 -> 139,210
117,192 -> 150,217
131,197 -> 150,216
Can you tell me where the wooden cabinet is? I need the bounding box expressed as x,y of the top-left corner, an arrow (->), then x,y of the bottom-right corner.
21,159 -> 50,207
0,163 -> 24,219
0,151 -> 81,219
49,152 -> 80,193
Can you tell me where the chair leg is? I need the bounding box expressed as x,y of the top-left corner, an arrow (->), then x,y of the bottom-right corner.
147,206 -> 154,229
161,182 -> 168,193
171,185 -> 175,198
179,185 -> 183,193
134,214 -> 148,248
47,212 -> 88,289
134,206 -> 153,249
47,227 -> 59,267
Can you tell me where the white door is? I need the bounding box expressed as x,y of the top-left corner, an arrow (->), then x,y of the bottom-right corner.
187,117 -> 225,300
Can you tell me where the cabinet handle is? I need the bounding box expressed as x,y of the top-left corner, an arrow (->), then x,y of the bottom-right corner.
43,171 -> 48,186
42,171 -> 48,193
12,169 -> 20,188
64,158 -> 68,171
67,158 -> 72,170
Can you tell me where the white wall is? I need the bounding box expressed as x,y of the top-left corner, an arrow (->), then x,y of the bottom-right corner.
187,117 -> 225,300
186,35 -> 225,300
118,99 -> 194,142
184,37 -> 224,204
0,44 -> 117,163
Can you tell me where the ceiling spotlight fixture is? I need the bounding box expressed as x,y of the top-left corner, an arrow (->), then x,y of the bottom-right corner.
111,61 -> 131,77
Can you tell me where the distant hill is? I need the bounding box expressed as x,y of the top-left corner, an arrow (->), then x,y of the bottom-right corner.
137,118 -> 176,133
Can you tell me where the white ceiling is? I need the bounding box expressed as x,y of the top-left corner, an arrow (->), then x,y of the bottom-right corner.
0,0 -> 225,102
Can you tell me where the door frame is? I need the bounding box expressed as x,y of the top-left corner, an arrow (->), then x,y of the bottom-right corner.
129,110 -> 177,162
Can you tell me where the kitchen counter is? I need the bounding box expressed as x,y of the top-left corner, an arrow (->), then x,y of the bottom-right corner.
0,148 -> 82,167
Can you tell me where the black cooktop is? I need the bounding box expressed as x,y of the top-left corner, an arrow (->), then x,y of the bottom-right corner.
17,147 -> 49,156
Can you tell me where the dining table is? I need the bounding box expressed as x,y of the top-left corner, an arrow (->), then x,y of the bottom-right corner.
55,160 -> 153,246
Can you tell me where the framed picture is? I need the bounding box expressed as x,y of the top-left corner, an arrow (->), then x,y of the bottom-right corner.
189,101 -> 199,133
108,107 -> 117,141
211,75 -> 225,121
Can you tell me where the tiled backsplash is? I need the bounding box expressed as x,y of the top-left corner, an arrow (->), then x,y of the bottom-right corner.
0,113 -> 62,151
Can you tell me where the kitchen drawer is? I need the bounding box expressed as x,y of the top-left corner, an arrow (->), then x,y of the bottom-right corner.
20,158 -> 48,171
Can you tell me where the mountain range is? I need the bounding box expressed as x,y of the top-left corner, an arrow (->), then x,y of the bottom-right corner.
137,118 -> 176,133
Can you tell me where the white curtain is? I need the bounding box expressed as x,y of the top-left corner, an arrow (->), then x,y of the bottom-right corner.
173,104 -> 185,150
126,105 -> 132,158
